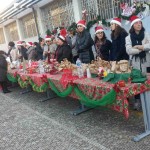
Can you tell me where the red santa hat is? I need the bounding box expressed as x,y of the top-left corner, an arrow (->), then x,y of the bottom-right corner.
130,15 -> 141,27
77,20 -> 86,28
95,26 -> 104,34
26,42 -> 33,47
45,35 -> 51,41
58,29 -> 67,41
16,41 -> 23,46
110,17 -> 121,26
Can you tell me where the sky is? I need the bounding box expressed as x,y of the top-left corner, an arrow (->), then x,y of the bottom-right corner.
0,0 -> 14,13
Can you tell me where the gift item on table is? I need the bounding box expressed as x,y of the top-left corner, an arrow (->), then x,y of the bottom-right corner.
58,59 -> 76,71
89,57 -> 111,75
86,68 -> 91,78
115,60 -> 131,74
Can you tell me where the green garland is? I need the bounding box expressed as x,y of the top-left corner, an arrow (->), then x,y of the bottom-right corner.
74,86 -> 116,108
48,79 -> 73,97
29,79 -> 48,92
18,76 -> 28,88
7,73 -> 18,83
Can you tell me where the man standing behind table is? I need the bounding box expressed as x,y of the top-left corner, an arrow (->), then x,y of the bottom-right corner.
43,35 -> 56,61
7,41 -> 18,62
16,41 -> 28,62
36,37 -> 45,60
26,42 -> 38,61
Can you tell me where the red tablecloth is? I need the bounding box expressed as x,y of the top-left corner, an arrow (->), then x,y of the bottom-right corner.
8,69 -> 150,118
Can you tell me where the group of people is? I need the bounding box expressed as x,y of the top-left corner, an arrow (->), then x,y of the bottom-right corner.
1,15 -> 150,98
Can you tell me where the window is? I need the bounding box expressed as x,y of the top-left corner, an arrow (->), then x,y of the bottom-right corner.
81,0 -> 133,20
6,22 -> 19,41
20,13 -> 37,38
0,28 -> 5,44
42,0 -> 74,31
81,0 -> 98,21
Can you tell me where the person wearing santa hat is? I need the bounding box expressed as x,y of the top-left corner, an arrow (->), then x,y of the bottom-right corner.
16,41 -> 28,62
54,29 -> 72,63
126,15 -> 150,73
75,20 -> 94,63
126,15 -> 150,110
94,26 -> 112,61
26,42 -> 38,61
110,17 -> 129,61
43,35 -> 56,61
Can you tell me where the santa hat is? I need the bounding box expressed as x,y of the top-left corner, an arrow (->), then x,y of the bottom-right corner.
110,17 -> 121,26
77,20 -> 86,28
16,41 -> 23,46
58,29 -> 67,41
95,26 -> 104,34
130,15 -> 141,27
45,35 -> 51,41
26,42 -> 33,47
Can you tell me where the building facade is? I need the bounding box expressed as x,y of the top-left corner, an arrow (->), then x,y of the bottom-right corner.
0,0 -> 149,51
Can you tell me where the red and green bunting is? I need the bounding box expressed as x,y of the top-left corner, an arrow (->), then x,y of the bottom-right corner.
7,73 -> 150,118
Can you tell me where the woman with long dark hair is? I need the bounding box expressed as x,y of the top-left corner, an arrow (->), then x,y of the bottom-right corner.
94,26 -> 112,61
110,18 -> 129,61
126,15 -> 150,110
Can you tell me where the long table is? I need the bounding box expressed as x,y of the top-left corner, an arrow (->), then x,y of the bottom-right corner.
7,69 -> 150,141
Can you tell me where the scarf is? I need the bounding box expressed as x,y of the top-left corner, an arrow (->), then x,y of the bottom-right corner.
130,30 -> 146,63
95,39 -> 106,59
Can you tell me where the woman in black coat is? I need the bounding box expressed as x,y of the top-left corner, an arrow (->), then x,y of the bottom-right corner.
110,18 -> 129,61
75,20 -> 94,63
0,51 -> 11,93
54,29 -> 72,63
94,26 -> 112,61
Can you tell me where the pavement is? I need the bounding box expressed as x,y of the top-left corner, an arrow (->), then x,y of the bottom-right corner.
0,86 -> 150,150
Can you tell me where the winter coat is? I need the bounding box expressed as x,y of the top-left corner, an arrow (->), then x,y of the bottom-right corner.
126,32 -> 150,74
9,47 -> 18,62
110,31 -> 129,61
54,43 -> 72,63
95,39 -> 112,61
36,44 -> 44,60
18,46 -> 28,61
26,46 -> 37,61
76,30 -> 94,63
43,44 -> 56,60
71,35 -> 78,57
0,54 -> 7,82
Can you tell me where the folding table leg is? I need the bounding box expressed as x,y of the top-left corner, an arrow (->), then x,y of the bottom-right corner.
71,104 -> 93,116
39,89 -> 57,102
20,85 -> 32,94
133,91 -> 150,142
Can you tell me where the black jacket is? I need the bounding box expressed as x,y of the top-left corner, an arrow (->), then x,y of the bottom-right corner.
110,31 -> 129,61
0,54 -> 7,82
76,30 -> 94,63
18,46 -> 28,61
36,44 -> 44,60
54,43 -> 72,63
